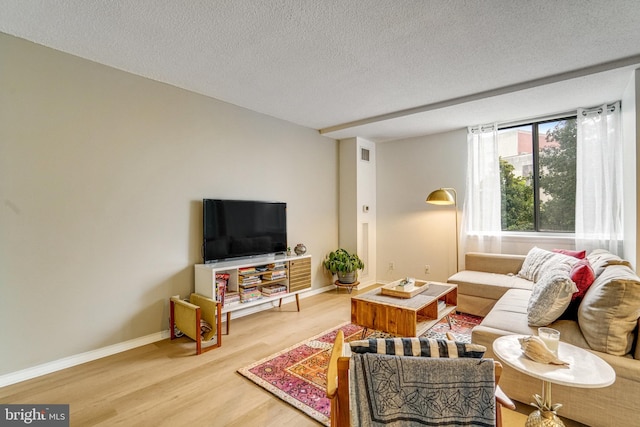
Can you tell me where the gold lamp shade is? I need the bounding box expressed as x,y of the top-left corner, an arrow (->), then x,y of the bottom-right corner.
426,188 -> 455,205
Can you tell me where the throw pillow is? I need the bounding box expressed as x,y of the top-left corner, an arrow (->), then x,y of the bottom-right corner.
578,264 -> 640,355
570,259 -> 596,301
349,337 -> 486,358
518,247 -> 577,282
587,249 -> 631,277
553,248 -> 586,259
559,260 -> 596,320
527,262 -> 578,326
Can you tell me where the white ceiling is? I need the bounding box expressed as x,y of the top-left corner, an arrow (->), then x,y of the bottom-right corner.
2,0 -> 640,142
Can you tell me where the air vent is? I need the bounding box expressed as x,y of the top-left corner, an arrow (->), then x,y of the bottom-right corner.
361,148 -> 370,162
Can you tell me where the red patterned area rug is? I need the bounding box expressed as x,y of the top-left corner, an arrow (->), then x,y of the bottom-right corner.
237,313 -> 482,426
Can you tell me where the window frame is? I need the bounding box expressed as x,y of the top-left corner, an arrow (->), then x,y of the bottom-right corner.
498,114 -> 577,234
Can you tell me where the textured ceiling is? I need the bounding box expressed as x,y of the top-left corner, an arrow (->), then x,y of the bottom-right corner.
2,0 -> 640,141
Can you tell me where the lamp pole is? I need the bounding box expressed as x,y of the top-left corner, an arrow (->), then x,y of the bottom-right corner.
426,187 -> 459,273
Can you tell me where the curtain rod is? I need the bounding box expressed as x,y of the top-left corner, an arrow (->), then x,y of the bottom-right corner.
496,102 -> 620,129
580,103 -> 618,116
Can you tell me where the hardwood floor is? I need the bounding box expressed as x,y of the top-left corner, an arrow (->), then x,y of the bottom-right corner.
0,285 -> 582,426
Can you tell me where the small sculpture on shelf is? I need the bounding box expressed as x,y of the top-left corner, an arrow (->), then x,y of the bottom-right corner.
294,243 -> 307,256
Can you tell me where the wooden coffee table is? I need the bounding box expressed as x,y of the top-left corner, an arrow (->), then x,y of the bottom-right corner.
350,281 -> 457,336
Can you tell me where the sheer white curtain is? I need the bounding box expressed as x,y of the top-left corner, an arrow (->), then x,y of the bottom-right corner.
461,124 -> 502,255
576,102 -> 623,254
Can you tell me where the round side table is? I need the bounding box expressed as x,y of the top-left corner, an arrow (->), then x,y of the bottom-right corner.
493,334 -> 615,426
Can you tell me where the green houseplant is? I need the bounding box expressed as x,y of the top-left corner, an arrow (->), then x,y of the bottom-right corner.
323,248 -> 364,284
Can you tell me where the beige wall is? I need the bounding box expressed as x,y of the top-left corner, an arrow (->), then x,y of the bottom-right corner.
0,34 -> 338,375
376,129 -> 467,283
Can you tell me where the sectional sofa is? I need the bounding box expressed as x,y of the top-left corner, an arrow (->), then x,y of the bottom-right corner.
448,249 -> 640,427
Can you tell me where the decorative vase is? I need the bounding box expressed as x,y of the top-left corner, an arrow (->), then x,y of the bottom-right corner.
294,243 -> 307,256
525,410 -> 565,427
337,271 -> 357,284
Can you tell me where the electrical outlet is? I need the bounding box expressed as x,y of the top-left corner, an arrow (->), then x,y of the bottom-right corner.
389,262 -> 395,270
425,264 -> 431,274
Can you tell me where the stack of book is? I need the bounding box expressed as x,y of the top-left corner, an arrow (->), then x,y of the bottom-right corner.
238,267 -> 257,275
225,291 -> 240,306
261,284 -> 287,297
240,275 -> 262,286
215,273 -> 230,305
267,261 -> 286,270
240,285 -> 262,303
263,270 -> 286,281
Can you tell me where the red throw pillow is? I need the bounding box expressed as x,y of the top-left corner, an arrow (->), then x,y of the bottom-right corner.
570,259 -> 596,300
553,248 -> 586,259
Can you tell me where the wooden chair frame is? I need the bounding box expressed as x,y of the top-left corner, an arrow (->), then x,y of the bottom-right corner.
326,330 -> 515,427
170,294 -> 222,355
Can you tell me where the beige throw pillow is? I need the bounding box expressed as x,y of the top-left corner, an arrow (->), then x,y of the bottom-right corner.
527,262 -> 578,326
586,249 -> 632,277
519,247 -> 577,283
578,265 -> 640,356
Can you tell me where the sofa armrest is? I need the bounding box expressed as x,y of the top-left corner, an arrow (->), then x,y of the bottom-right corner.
465,252 -> 525,274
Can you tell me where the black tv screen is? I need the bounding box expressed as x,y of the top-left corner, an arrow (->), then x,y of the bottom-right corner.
203,199 -> 287,263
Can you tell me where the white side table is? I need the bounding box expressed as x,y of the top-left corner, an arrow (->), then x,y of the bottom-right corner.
493,335 -> 615,424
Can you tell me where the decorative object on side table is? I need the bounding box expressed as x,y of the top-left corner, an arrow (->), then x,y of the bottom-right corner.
380,278 -> 431,298
294,243 -> 307,256
519,336 -> 569,366
286,246 -> 292,256
323,248 -> 364,284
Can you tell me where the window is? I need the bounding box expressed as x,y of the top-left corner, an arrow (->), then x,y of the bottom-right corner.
498,117 -> 577,232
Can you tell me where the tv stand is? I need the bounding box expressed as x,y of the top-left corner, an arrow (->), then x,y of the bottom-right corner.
194,254 -> 311,333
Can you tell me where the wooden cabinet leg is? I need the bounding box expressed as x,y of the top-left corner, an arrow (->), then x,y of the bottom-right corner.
295,293 -> 300,311
226,312 -> 231,335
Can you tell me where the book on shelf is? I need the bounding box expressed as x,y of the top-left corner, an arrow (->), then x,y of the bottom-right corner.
267,262 -> 286,270
215,273 -> 229,305
238,267 -> 257,275
263,271 -> 287,280
240,290 -> 262,302
225,291 -> 240,306
240,276 -> 262,285
262,290 -> 287,298
261,284 -> 287,295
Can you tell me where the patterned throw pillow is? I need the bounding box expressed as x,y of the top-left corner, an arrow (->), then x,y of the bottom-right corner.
518,247 -> 577,282
527,262 -> 578,326
349,337 -> 486,358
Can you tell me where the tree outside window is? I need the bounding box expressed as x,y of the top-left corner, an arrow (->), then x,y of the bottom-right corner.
499,117 -> 577,232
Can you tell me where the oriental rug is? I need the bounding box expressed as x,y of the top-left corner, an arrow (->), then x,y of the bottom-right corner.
237,313 -> 482,426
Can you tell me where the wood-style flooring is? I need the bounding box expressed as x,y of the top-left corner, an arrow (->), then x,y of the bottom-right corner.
1,285 -> 584,426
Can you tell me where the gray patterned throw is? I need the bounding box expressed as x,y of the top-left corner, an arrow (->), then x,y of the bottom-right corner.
349,354 -> 496,426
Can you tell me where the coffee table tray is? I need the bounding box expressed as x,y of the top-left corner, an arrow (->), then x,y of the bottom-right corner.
381,279 -> 430,298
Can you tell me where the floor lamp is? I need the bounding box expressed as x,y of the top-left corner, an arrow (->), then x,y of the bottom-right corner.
426,187 -> 459,272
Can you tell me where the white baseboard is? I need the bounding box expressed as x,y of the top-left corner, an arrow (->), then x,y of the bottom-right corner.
0,331 -> 170,388
0,285 -> 335,388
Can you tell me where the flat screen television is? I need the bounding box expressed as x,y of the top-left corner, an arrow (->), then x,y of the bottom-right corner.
202,199 -> 287,263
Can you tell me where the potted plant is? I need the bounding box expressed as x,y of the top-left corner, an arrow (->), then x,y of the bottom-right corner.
323,248 -> 364,284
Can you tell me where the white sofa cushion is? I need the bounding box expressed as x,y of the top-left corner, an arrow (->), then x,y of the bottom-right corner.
518,246 -> 577,282
578,264 -> 640,356
527,262 -> 578,326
